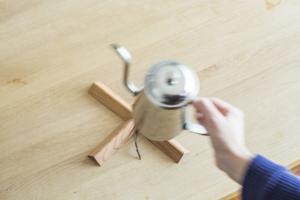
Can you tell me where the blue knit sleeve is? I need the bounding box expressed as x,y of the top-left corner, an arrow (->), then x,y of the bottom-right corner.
242,155 -> 300,200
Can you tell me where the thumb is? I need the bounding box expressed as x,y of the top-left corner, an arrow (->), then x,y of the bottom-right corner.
193,98 -> 225,134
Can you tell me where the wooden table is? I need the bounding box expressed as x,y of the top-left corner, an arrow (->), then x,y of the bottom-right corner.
1,1 -> 300,199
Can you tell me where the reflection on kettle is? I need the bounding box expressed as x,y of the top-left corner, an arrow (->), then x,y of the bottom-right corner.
112,44 -> 207,141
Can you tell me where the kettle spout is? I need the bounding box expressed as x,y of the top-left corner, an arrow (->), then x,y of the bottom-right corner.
111,44 -> 143,96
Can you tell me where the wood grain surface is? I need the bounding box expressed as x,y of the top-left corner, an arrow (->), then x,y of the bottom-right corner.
1,1 -> 300,199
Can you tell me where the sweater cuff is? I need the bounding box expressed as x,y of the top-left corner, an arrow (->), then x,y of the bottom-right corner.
242,155 -> 286,200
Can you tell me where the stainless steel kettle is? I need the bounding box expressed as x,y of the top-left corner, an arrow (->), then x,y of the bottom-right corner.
112,44 -> 207,141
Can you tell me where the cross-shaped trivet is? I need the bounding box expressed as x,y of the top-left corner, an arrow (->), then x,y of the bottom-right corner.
88,82 -> 189,166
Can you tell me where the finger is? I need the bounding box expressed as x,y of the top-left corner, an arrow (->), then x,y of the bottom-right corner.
210,98 -> 229,116
193,98 -> 223,119
195,113 -> 204,119
193,99 -> 225,137
211,98 -> 238,115
195,114 -> 210,131
195,113 -> 204,124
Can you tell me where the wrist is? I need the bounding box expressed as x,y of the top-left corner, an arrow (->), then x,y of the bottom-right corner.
227,150 -> 254,184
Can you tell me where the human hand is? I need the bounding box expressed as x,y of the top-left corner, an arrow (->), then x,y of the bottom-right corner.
193,98 -> 254,184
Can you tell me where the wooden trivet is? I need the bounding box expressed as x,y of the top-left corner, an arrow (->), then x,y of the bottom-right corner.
88,82 -> 189,166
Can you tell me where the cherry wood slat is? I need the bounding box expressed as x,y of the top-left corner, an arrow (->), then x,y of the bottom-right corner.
88,82 -> 189,165
149,139 -> 189,163
89,82 -> 132,120
221,160 -> 300,200
88,120 -> 135,166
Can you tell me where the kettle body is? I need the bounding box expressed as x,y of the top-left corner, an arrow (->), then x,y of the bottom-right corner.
112,44 -> 207,141
133,93 -> 183,141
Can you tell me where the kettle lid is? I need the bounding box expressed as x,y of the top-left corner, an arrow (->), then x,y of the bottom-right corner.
144,61 -> 199,108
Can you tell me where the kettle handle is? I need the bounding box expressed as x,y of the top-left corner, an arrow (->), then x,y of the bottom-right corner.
182,101 -> 208,136
111,44 -> 143,96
